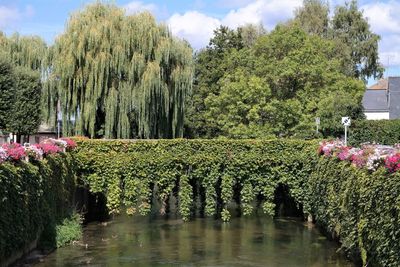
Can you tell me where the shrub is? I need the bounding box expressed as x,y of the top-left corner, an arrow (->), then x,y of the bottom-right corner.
349,119 -> 400,146
55,213 -> 83,248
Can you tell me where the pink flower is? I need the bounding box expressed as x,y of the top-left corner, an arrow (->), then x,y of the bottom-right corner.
60,138 -> 77,150
2,143 -> 26,161
35,143 -> 61,155
385,153 -> 400,173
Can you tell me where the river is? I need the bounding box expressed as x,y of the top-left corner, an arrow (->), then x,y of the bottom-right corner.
35,214 -> 353,267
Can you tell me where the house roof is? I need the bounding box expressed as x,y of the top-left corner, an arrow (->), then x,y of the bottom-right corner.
368,78 -> 388,90
362,89 -> 388,112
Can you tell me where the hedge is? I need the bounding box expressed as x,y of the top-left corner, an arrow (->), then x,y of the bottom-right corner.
0,153 -> 77,263
73,138 -> 400,267
309,157 -> 400,266
349,119 -> 400,146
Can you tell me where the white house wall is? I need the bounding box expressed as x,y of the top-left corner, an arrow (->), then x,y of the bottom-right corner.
364,112 -> 390,120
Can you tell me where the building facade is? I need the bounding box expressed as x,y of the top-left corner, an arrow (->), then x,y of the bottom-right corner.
363,77 -> 400,120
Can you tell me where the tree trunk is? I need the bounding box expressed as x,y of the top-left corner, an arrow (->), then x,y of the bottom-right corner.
16,134 -> 21,144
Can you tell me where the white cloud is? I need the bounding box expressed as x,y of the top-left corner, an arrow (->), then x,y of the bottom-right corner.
362,1 -> 400,34
168,11 -> 220,49
167,0 -> 303,49
124,1 -> 157,15
361,1 -> 400,67
222,0 -> 301,29
0,5 -> 35,29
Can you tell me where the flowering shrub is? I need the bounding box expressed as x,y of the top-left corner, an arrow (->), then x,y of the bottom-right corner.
25,145 -> 43,160
385,153 -> 400,173
319,140 -> 400,172
2,143 -> 26,161
60,138 -> 77,150
35,143 -> 61,155
0,138 -> 77,164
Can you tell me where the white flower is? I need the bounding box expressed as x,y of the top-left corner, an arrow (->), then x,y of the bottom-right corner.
0,147 -> 7,162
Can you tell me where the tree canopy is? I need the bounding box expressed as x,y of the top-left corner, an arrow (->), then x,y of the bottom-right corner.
199,25 -> 365,138
0,56 -> 15,131
46,3 -> 194,138
0,54 -> 42,141
293,0 -> 383,81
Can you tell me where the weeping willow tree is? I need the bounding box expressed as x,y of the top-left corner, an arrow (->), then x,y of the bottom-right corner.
0,32 -> 47,71
45,3 -> 193,139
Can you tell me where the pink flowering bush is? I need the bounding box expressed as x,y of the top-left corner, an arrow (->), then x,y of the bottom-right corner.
385,153 -> 400,173
0,138 -> 77,164
60,138 -> 77,150
319,140 -> 400,173
2,143 -> 26,161
35,143 -> 61,155
25,145 -> 43,160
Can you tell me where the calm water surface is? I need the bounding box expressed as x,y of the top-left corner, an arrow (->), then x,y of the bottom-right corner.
36,214 -> 354,267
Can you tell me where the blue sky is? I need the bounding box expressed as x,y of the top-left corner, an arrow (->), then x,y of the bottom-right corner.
1,0 -> 400,85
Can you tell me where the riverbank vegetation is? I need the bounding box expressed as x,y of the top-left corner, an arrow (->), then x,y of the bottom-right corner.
0,153 -> 77,264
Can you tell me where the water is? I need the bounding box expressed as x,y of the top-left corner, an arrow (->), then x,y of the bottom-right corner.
36,214 -> 353,267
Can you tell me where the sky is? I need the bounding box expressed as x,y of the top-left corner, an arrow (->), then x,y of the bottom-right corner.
1,0 -> 400,85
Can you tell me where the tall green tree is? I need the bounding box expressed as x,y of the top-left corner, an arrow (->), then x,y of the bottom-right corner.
0,32 -> 47,71
294,0 -> 330,37
8,67 -> 42,143
0,54 -> 42,141
46,3 -> 193,138
332,0 -> 383,81
0,56 -> 15,131
185,26 -> 249,137
294,0 -> 383,81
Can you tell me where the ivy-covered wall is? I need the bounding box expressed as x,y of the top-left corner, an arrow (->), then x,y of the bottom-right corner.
0,154 -> 76,264
74,139 -> 400,267
309,157 -> 400,267
73,139 -> 319,221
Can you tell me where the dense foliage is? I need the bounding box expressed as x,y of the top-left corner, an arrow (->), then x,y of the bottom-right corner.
73,139 -> 400,266
73,139 -> 318,220
187,23 -> 366,138
0,56 -> 15,131
55,213 -> 83,248
349,119 -> 400,146
44,3 -> 193,139
294,0 -> 383,81
1,1 -> 381,140
309,157 -> 400,267
0,153 -> 77,263
7,67 -> 42,142
0,34 -> 45,142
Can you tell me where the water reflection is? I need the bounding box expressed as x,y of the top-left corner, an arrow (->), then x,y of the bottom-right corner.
35,214 -> 353,267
